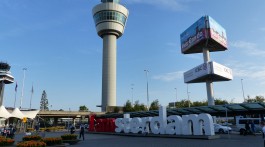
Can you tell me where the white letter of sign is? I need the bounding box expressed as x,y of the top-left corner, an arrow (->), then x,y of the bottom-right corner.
130,117 -> 142,133
150,106 -> 167,134
115,118 -> 124,133
198,113 -> 214,135
123,114 -> 131,133
140,117 -> 152,134
182,113 -> 214,135
166,115 -> 183,135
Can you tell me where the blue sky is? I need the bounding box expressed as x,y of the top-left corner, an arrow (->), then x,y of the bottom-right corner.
1,0 -> 265,112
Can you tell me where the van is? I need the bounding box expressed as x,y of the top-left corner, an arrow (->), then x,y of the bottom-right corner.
235,116 -> 262,135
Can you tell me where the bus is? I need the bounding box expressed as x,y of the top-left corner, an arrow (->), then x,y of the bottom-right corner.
235,116 -> 262,135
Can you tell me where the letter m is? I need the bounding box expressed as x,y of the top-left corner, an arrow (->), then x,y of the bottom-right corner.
182,113 -> 215,136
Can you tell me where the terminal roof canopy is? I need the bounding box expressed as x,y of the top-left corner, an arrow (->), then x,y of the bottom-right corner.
96,102 -> 265,118
11,108 -> 25,119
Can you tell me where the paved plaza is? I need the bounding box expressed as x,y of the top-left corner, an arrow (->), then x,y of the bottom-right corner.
13,131 -> 263,147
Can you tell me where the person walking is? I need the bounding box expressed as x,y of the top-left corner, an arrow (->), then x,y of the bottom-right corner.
79,124 -> 85,141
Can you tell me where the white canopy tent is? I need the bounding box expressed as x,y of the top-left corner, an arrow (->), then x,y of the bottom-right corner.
21,110 -> 40,119
11,108 -> 25,119
0,105 -> 12,119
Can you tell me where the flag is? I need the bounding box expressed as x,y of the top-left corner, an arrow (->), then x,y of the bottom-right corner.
31,85 -> 34,94
15,82 -> 18,92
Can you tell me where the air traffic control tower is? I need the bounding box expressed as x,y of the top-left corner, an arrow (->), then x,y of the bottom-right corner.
0,62 -> 14,106
92,0 -> 129,111
180,16 -> 233,106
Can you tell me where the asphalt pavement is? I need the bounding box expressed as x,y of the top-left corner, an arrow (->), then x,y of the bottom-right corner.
14,131 -> 263,147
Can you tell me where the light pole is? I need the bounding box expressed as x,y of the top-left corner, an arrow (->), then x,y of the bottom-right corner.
144,70 -> 149,110
131,84 -> 134,105
241,79 -> 246,102
20,68 -> 27,109
68,108 -> 70,132
187,84 -> 190,108
174,88 -> 177,108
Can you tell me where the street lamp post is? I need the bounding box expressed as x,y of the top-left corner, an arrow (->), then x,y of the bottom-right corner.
20,68 -> 27,109
187,84 -> 190,108
131,84 -> 134,105
241,79 -> 246,102
144,70 -> 149,110
174,88 -> 177,108
68,108 -> 70,132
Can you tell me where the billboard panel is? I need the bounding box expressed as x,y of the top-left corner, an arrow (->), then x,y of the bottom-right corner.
180,16 -> 228,54
180,16 -> 208,53
211,62 -> 233,80
184,61 -> 233,83
184,63 -> 210,83
208,16 -> 228,49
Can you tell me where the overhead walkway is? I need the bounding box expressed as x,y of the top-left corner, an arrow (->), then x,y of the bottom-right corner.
96,102 -> 265,118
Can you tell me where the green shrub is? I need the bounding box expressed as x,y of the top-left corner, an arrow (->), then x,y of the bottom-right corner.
22,135 -> 42,141
61,134 -> 77,140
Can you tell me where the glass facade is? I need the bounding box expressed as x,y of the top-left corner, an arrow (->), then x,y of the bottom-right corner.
101,0 -> 120,3
94,10 -> 127,26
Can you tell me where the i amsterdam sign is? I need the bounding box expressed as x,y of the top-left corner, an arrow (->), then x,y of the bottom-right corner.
89,106 -> 215,136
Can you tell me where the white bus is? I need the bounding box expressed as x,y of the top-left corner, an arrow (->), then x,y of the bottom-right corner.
235,116 -> 262,135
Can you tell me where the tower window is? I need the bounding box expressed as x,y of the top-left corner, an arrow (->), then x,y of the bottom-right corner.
94,10 -> 127,26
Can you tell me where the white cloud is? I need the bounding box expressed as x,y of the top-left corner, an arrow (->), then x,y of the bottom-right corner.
230,40 -> 256,50
226,60 -> 265,84
126,0 -> 194,11
230,40 -> 265,57
153,71 -> 184,82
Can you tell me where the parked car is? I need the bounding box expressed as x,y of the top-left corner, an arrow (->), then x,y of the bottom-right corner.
214,123 -> 232,134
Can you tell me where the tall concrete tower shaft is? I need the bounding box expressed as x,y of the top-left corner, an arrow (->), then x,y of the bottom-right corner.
92,0 -> 129,111
0,62 -> 14,106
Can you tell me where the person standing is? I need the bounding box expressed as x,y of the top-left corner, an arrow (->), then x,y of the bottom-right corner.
70,125 -> 75,134
262,121 -> 265,147
244,121 -> 250,136
79,124 -> 85,140
250,120 -> 256,135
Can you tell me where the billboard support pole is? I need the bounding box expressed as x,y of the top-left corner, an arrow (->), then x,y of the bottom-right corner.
203,48 -> 215,106
203,48 -> 210,62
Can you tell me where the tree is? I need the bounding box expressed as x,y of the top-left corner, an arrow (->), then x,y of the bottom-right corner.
134,100 -> 147,111
123,100 -> 134,112
149,99 -> 160,110
113,107 -> 120,113
214,98 -> 228,105
193,100 -> 207,107
79,105 -> 89,112
40,90 -> 49,111
246,95 -> 265,103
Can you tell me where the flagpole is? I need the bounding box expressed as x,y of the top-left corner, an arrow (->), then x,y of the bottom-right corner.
14,82 -> 17,108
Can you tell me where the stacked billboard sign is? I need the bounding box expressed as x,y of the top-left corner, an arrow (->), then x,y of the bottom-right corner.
181,15 -> 232,105
184,61 -> 233,83
180,16 -> 227,54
